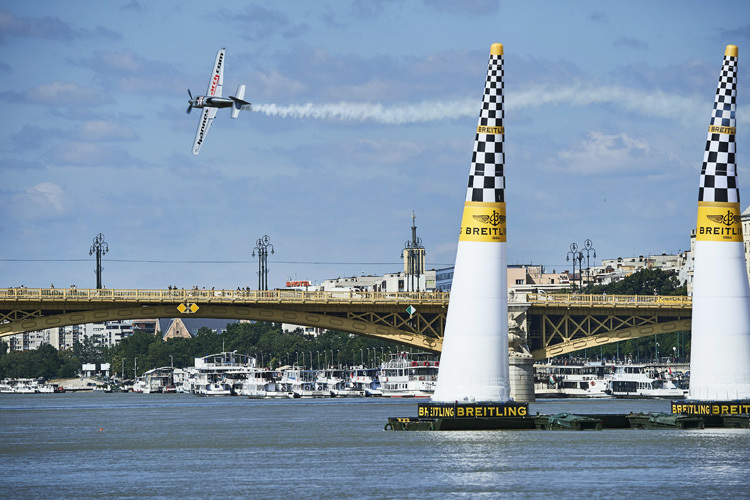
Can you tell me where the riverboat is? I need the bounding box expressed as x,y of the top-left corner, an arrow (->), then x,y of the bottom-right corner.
190,351 -> 257,396
240,368 -> 292,398
0,378 -> 57,393
281,366 -> 330,398
348,366 -> 382,396
379,352 -> 439,397
607,364 -> 687,398
142,367 -> 174,393
534,362 -> 613,398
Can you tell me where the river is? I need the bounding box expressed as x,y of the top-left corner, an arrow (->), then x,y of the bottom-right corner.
1,394 -> 748,499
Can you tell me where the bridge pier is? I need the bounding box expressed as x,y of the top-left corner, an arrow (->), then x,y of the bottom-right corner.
509,355 -> 535,402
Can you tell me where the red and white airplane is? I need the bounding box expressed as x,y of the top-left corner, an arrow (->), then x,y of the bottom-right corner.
187,48 -> 251,155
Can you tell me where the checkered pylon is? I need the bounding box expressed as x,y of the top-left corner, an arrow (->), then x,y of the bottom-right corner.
466,49 -> 505,203
699,46 -> 739,204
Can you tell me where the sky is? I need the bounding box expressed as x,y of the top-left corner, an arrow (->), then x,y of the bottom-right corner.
1,1 -> 750,290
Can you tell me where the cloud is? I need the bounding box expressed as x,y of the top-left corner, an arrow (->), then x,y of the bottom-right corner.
46,142 -> 138,167
75,50 -> 185,95
613,36 -> 649,51
23,81 -> 111,106
552,131 -> 652,175
0,9 -> 119,43
216,5 -> 309,41
718,24 -> 750,44
0,157 -> 45,170
423,0 -> 499,16
79,121 -> 137,141
3,182 -> 73,220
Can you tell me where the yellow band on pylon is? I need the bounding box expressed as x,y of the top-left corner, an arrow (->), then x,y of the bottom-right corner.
696,202 -> 742,242
490,43 -> 503,56
709,125 -> 736,135
477,125 -> 504,135
459,202 -> 506,242
726,45 -> 738,58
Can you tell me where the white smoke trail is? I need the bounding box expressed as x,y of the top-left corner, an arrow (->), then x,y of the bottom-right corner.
251,85 -> 748,125
251,99 -> 476,124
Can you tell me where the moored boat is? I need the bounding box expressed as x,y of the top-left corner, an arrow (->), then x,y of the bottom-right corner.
380,352 -> 439,397
534,362 -> 613,398
607,364 -> 687,398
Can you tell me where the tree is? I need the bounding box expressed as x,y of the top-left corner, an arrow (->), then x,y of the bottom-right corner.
588,268 -> 687,296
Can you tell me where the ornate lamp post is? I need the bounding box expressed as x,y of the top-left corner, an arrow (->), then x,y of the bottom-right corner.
252,235 -> 274,291
566,242 -> 583,291
89,233 -> 109,289
581,239 -> 597,291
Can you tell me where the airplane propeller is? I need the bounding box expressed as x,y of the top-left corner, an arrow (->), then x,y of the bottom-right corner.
186,89 -> 194,114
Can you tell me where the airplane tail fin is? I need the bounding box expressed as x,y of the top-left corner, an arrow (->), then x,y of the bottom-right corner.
230,85 -> 251,118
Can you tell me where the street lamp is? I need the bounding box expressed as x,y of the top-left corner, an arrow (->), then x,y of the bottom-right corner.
89,233 -> 109,289
169,355 -> 173,368
655,341 -> 659,362
581,239 -> 596,291
252,235 -> 274,291
566,243 -> 583,291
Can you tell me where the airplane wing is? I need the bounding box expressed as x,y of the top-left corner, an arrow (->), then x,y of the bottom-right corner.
192,107 -> 218,155
206,48 -> 225,97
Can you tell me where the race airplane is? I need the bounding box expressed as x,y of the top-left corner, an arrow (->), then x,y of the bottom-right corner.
187,48 -> 251,155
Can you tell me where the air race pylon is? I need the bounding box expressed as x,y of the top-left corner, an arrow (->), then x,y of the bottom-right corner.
688,45 -> 750,401
432,43 -> 510,403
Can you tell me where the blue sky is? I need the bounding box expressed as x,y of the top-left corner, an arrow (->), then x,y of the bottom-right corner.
1,1 -> 749,290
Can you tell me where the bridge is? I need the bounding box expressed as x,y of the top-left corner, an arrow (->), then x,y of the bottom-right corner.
0,288 -> 692,359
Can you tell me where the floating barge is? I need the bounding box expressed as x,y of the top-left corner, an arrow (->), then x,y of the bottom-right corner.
627,412 -> 704,430
385,401 -> 750,431
534,413 -> 603,431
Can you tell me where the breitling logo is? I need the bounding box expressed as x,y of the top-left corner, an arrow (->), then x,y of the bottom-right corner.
706,210 -> 737,226
473,210 -> 505,226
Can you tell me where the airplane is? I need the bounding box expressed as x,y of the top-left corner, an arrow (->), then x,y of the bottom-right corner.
187,48 -> 251,155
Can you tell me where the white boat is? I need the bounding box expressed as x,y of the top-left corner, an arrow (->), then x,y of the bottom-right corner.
314,367 -> 366,397
143,367 -> 174,393
190,351 -> 257,396
241,369 -> 292,398
131,378 -> 147,393
607,364 -> 688,398
379,352 -> 439,397
534,362 -> 613,398
348,366 -> 381,396
281,366 -> 331,398
200,382 -> 232,396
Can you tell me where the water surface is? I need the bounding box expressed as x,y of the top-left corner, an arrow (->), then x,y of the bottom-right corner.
1,394 -> 747,499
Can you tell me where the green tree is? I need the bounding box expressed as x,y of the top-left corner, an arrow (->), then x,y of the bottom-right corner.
588,268 -> 687,296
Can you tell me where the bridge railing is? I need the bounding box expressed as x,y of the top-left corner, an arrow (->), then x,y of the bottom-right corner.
525,293 -> 691,308
0,287 -> 451,304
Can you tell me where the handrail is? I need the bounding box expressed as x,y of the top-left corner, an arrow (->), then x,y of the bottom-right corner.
525,293 -> 691,307
0,287 -> 451,304
0,288 -> 693,308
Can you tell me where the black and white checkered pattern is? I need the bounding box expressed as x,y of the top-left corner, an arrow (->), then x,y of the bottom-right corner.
699,52 -> 739,204
466,54 -> 505,203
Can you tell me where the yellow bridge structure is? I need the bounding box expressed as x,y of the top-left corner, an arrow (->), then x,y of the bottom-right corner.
0,288 -> 692,359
